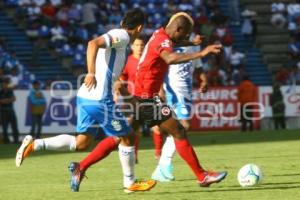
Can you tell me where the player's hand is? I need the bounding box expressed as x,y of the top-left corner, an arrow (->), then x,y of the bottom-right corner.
192,34 -> 205,46
202,44 -> 222,56
113,91 -> 121,103
199,82 -> 208,93
84,73 -> 97,91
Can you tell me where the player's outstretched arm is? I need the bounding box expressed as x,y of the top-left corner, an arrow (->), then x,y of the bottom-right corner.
84,36 -> 107,90
160,44 -> 222,65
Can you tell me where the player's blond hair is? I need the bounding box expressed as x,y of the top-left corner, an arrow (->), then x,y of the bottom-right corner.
166,12 -> 194,28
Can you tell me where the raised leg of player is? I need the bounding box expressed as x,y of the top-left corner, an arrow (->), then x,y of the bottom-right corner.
34,134 -> 77,151
79,137 -> 119,171
16,134 -> 85,167
69,132 -> 156,192
159,117 -> 227,187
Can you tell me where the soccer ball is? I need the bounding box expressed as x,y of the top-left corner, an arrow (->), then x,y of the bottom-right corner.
237,164 -> 263,187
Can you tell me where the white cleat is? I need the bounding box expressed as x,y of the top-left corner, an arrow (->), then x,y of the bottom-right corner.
151,166 -> 173,182
16,135 -> 33,167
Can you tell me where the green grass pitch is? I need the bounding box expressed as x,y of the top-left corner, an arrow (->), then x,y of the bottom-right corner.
1,130 -> 300,200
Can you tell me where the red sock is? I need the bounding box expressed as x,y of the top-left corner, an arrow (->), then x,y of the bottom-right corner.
174,138 -> 206,181
80,137 -> 118,171
152,132 -> 163,157
134,134 -> 140,162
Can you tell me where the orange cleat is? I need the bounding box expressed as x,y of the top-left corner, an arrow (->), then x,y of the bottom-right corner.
124,179 -> 156,193
16,135 -> 34,167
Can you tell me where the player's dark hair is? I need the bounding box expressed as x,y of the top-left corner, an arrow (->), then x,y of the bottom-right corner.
122,8 -> 146,29
134,35 -> 147,43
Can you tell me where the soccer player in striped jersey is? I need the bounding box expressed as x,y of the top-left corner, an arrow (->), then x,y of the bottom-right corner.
16,8 -> 155,193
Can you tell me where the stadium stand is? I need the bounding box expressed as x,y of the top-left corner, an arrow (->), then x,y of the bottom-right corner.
1,0 -> 279,88
0,8 -> 76,89
240,0 -> 300,86
220,0 -> 272,85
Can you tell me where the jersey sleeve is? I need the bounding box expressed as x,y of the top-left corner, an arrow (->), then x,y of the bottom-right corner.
155,37 -> 173,54
102,29 -> 130,49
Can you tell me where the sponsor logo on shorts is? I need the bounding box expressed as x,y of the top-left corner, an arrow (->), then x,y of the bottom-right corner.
161,106 -> 171,116
111,120 -> 122,131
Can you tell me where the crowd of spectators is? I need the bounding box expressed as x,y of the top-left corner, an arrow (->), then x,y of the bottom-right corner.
3,0 -> 250,87
0,37 -> 35,89
0,37 -> 71,89
271,1 -> 300,85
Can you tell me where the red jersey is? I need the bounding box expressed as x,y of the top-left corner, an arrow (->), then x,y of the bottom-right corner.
134,28 -> 173,98
120,54 -> 139,95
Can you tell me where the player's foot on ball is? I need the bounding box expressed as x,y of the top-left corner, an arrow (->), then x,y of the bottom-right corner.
198,171 -> 227,187
69,162 -> 86,192
16,135 -> 34,167
124,179 -> 156,193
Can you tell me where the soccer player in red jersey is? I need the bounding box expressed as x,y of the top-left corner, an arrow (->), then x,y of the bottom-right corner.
133,12 -> 227,187
74,12 -> 227,189
119,37 -> 144,94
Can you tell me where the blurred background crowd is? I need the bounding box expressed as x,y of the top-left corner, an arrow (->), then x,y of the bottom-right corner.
1,0 -> 258,89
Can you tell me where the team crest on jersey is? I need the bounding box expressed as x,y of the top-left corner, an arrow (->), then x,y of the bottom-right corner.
161,106 -> 171,116
161,39 -> 171,48
111,120 -> 122,131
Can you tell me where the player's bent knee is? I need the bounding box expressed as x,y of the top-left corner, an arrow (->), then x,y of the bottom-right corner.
159,117 -> 186,139
168,123 -> 187,140
120,132 -> 135,146
76,141 -> 90,151
174,125 -> 187,140
75,134 -> 92,151
180,120 -> 191,131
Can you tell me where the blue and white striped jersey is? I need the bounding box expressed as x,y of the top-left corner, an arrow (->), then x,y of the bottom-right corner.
164,46 -> 197,100
77,29 -> 130,100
